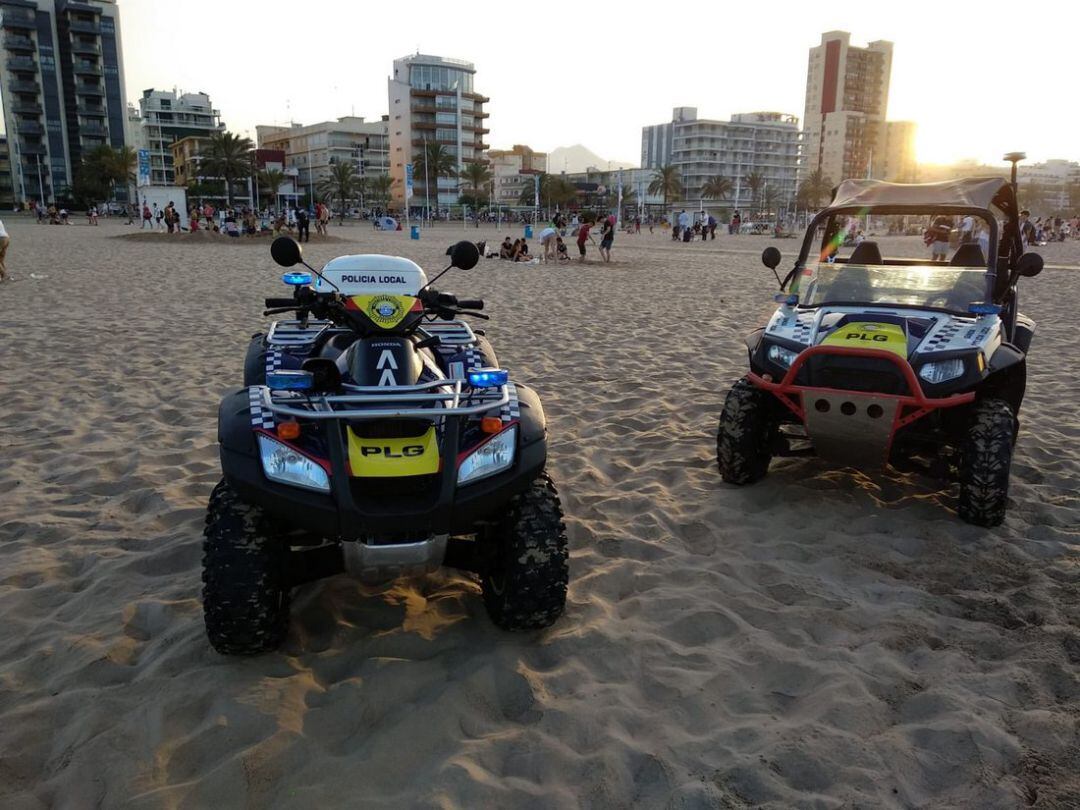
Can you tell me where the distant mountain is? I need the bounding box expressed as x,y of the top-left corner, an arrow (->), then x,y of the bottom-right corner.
546,144 -> 636,174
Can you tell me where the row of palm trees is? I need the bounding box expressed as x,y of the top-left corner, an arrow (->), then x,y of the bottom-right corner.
645,164 -> 836,213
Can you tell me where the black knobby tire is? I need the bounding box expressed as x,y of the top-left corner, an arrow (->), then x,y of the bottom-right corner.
482,473 -> 569,631
716,378 -> 776,484
957,398 -> 1016,527
202,479 -> 290,654
243,333 -> 268,387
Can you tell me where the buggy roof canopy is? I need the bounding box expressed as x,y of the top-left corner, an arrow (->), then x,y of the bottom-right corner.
828,177 -> 1015,214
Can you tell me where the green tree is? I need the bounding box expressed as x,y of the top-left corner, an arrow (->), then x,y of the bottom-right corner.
367,174 -> 393,212
459,161 -> 493,205
797,168 -> 833,210
619,184 -> 637,208
258,168 -> 285,208
744,171 -> 766,214
110,145 -> 137,207
701,175 -> 733,202
647,165 -> 683,207
199,131 -> 254,206
318,161 -> 359,224
413,141 -> 457,210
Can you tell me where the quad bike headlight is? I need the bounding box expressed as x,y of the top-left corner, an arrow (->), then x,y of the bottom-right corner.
918,357 -> 965,385
458,426 -> 517,485
767,343 -> 799,369
257,434 -> 330,492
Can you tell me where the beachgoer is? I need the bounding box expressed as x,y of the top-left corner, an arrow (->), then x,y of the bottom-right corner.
0,217 -> 9,281
556,236 -> 570,262
926,215 -> 952,262
599,217 -> 614,262
539,226 -> 557,261
296,206 -> 310,242
499,236 -> 513,259
576,220 -> 592,261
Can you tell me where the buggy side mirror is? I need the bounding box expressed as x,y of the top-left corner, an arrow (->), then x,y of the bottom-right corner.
271,236 -> 302,267
449,240 -> 480,270
762,247 -> 782,270
1017,252 -> 1043,278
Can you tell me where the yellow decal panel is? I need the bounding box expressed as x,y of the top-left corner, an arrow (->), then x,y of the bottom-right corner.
348,294 -> 418,330
348,426 -> 439,477
821,322 -> 907,358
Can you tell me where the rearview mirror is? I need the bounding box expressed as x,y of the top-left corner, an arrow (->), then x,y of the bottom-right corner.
271,236 -> 302,268
1017,252 -> 1043,278
762,247 -> 782,271
449,240 -> 480,270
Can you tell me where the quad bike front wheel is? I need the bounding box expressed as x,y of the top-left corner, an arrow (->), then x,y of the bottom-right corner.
957,398 -> 1016,527
482,473 -> 569,630
202,479 -> 291,654
717,378 -> 777,484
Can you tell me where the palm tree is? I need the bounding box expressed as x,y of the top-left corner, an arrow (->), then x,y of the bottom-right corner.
259,168 -> 285,209
367,174 -> 393,212
413,141 -> 458,214
200,131 -> 253,206
797,168 -> 833,211
317,161 -> 359,224
701,175 -> 733,202
620,184 -> 637,208
648,165 -> 683,207
110,145 -> 137,208
744,171 -> 765,214
459,161 -> 493,205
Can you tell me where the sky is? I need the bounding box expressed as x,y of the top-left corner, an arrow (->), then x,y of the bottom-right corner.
119,0 -> 1080,168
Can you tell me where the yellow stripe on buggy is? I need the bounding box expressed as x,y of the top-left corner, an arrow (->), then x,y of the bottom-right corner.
820,322 -> 907,358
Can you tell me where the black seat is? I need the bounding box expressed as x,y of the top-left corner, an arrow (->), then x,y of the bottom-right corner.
950,243 -> 986,267
848,241 -> 882,265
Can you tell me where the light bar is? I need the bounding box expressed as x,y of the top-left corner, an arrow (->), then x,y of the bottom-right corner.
968,302 -> 1002,316
282,271 -> 312,286
468,368 -> 509,389
774,293 -> 799,306
267,370 -> 314,391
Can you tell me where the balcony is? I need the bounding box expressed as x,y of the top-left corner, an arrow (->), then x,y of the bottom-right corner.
73,60 -> 101,75
70,40 -> 99,55
16,120 -> 42,135
79,122 -> 106,136
11,100 -> 40,114
76,102 -> 106,116
68,19 -> 100,34
18,143 -> 46,155
410,103 -> 435,113
6,56 -> 35,70
75,83 -> 104,97
9,79 -> 39,94
4,34 -> 34,51
412,120 -> 435,130
1,10 -> 36,30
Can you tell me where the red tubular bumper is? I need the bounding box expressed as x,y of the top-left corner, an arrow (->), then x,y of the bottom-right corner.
747,346 -> 974,459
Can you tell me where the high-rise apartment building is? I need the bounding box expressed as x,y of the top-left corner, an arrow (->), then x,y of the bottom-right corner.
487,144 -> 545,206
387,53 -> 489,208
802,31 -> 899,183
0,0 -> 126,202
129,89 -> 224,186
641,108 -> 801,209
256,115 -> 389,202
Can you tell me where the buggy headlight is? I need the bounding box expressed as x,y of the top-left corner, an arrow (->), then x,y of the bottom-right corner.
767,343 -> 798,369
458,426 -> 517,485
918,357 -> 965,384
257,434 -> 330,492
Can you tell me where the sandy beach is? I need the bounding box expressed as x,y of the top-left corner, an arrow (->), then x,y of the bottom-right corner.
1,216 -> 1078,808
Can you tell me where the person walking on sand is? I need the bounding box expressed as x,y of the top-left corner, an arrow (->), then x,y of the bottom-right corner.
141,203 -> 152,229
599,216 -> 614,262
0,217 -> 9,282
296,205 -> 310,243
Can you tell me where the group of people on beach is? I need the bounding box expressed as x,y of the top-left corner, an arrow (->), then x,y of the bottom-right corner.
487,212 -> 618,265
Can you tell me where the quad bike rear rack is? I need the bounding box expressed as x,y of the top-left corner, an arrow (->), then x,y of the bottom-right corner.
748,345 -> 974,464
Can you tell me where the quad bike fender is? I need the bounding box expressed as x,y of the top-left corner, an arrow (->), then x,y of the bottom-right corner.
513,382 -> 547,448
218,388 -> 259,457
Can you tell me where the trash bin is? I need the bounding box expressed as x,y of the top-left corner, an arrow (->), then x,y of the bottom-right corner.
410,225 -> 420,240
524,225 -> 533,238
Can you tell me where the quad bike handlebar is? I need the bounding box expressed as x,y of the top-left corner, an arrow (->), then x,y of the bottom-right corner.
262,288 -> 488,323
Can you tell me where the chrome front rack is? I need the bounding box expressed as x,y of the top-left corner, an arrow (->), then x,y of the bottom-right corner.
259,379 -> 508,421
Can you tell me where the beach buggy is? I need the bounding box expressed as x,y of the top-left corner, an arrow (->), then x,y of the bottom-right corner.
203,238 -> 567,654
716,157 -> 1043,526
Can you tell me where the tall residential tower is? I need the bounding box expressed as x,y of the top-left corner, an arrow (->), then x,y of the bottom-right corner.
0,0 -> 126,202
387,53 -> 489,209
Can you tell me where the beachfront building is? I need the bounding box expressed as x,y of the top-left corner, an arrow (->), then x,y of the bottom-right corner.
387,53 -> 490,209
488,144 -> 545,206
169,134 -> 263,208
255,115 -> 389,204
558,166 -> 666,211
641,108 -> 801,211
132,89 -> 223,186
0,136 -> 14,207
801,31 -> 912,183
0,0 -> 127,202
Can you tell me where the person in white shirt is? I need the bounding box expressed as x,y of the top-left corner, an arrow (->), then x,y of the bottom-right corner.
0,218 -> 9,281
960,214 -> 975,243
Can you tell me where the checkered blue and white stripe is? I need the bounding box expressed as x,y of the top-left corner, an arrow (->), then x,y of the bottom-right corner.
248,386 -> 275,430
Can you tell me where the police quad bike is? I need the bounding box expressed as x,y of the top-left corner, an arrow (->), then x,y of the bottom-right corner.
202,237 -> 568,654
716,155 -> 1044,527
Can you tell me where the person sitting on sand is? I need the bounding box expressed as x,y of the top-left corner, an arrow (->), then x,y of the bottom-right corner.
499,236 -> 513,259
556,236 -> 570,262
